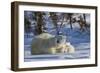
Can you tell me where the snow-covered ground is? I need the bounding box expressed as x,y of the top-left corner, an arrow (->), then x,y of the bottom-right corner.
24,43 -> 90,62
24,27 -> 90,62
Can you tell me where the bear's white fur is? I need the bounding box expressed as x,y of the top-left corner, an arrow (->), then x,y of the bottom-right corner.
49,42 -> 75,54
31,33 -> 56,54
31,33 -> 75,54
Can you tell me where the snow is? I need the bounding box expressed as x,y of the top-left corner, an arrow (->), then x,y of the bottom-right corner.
24,11 -> 90,62
24,27 -> 90,62
24,42 -> 90,61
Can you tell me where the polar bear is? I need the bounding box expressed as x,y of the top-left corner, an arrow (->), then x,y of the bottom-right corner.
57,42 -> 75,53
49,42 -> 75,54
53,35 -> 75,54
31,33 -> 57,55
31,33 -> 75,55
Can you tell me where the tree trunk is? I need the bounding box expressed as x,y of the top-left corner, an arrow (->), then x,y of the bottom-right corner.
83,14 -> 87,28
67,13 -> 73,29
69,16 -> 73,29
60,15 -> 65,28
79,15 -> 84,31
35,12 -> 43,35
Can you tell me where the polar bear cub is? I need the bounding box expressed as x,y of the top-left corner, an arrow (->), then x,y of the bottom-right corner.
62,42 -> 75,53
50,42 -> 75,54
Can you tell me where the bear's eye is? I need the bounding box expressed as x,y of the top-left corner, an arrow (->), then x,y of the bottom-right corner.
57,40 -> 60,43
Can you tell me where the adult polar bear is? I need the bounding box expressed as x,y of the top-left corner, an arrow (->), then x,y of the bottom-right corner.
31,33 -> 75,55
